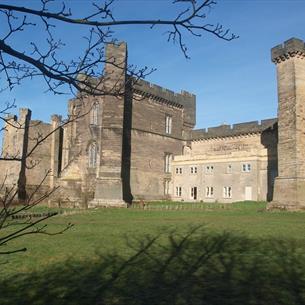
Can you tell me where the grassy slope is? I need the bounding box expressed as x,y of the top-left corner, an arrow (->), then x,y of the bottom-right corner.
1,201 -> 305,278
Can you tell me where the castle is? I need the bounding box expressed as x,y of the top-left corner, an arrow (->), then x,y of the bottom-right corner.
1,38 -> 305,210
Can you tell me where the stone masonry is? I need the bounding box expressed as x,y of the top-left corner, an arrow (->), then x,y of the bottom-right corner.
268,38 -> 305,210
0,38 -> 304,209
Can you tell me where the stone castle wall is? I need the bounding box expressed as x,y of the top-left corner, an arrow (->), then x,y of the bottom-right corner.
172,123 -> 277,203
0,109 -> 52,201
4,38 -> 305,208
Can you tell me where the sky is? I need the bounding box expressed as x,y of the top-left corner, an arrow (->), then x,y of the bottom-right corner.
1,0 -> 305,129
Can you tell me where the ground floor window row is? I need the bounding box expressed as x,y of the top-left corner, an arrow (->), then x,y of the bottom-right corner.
175,186 -> 233,199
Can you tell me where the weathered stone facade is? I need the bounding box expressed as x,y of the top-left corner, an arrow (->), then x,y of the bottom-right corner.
0,42 -> 195,207
268,38 -> 305,210
1,38 -> 304,209
172,120 -> 277,203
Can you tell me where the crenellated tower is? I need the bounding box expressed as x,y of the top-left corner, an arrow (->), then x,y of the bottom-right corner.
89,42 -> 128,207
269,38 -> 305,210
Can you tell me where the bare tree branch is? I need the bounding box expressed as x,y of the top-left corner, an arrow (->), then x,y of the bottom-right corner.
0,0 -> 237,93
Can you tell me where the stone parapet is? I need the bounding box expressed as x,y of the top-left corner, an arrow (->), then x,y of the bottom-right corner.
271,38 -> 305,63
133,78 -> 196,127
192,118 -> 277,140
134,78 -> 195,105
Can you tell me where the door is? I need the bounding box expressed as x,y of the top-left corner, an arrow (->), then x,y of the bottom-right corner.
191,187 -> 197,200
245,186 -> 252,201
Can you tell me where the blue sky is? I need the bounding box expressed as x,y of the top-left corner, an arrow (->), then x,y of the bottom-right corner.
1,0 -> 305,129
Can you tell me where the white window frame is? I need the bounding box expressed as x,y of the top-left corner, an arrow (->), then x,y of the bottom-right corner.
227,164 -> 232,174
164,179 -> 170,195
223,186 -> 232,199
165,115 -> 172,134
175,167 -> 183,174
205,165 -> 214,174
175,186 -> 182,197
205,186 -> 214,198
190,166 -> 198,174
242,163 -> 251,173
164,153 -> 172,173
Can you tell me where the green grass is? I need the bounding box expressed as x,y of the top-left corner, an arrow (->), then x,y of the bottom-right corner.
1,201 -> 305,304
1,201 -> 305,278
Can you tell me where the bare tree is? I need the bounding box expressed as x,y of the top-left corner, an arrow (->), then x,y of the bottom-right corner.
0,0 -> 237,255
0,0 -> 237,95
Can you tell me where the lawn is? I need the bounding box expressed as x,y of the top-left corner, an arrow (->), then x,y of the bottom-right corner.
0,201 -> 305,305
1,201 -> 305,277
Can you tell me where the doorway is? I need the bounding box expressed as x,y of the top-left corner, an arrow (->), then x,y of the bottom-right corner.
191,187 -> 197,200
245,186 -> 252,201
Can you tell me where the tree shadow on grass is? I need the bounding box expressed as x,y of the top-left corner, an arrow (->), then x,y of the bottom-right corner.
1,228 -> 305,305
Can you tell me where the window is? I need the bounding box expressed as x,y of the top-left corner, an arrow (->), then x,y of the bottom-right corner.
12,133 -> 17,155
190,166 -> 198,174
165,115 -> 172,134
175,186 -> 182,197
206,186 -> 214,198
88,142 -> 97,168
223,186 -> 232,198
242,163 -> 251,172
175,167 -> 182,174
164,179 -> 170,195
164,153 -> 173,173
205,165 -> 214,174
191,187 -> 198,200
270,170 -> 277,186
227,164 -> 232,174
90,102 -> 99,125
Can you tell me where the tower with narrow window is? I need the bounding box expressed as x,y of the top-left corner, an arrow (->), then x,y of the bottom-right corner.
269,38 -> 305,210
89,42 -> 128,207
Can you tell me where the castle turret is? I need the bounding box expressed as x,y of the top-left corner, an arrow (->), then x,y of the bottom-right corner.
269,38 -> 305,210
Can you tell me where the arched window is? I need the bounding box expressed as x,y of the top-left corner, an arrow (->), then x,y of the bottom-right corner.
88,142 -> 97,168
90,102 -> 99,125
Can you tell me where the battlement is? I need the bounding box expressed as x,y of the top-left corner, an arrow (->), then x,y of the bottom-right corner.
5,114 -> 17,122
133,79 -> 196,127
271,38 -> 305,63
105,41 -> 127,64
51,114 -> 62,122
134,78 -> 195,104
29,120 -> 51,127
106,41 -> 126,49
192,118 -> 277,140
